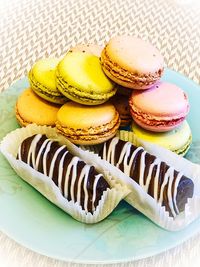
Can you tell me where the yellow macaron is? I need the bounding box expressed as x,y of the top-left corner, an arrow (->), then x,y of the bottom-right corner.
56,52 -> 117,105
15,88 -> 60,127
56,101 -> 121,145
131,120 -> 192,156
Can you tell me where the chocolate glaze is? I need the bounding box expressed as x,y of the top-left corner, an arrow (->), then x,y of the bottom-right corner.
17,134 -> 110,213
99,137 -> 194,217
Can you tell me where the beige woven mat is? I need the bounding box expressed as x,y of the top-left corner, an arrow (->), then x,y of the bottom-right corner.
1,0 -> 200,266
0,0 -> 200,93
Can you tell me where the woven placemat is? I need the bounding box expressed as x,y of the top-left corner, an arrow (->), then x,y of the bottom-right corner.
0,0 -> 200,92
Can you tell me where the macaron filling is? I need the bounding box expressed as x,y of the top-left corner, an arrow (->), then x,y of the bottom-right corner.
101,48 -> 163,87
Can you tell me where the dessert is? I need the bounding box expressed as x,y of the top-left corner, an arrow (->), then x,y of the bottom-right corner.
28,58 -> 67,104
15,88 -> 60,127
56,51 -> 116,105
56,101 -> 120,145
0,124 -> 129,223
17,134 -> 110,213
129,81 -> 189,132
111,94 -> 132,127
99,137 -> 194,217
131,120 -> 192,156
101,36 -> 164,89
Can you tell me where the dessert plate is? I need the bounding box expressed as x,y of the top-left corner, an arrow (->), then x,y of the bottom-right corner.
0,69 -> 200,264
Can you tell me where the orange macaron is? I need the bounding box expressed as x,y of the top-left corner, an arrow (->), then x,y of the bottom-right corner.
56,101 -> 120,145
15,88 -> 60,127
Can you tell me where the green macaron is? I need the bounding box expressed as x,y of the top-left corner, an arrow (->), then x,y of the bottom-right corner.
131,120 -> 192,156
29,58 -> 68,104
56,51 -> 117,105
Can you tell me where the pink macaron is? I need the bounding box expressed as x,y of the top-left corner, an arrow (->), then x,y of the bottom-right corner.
129,81 -> 189,132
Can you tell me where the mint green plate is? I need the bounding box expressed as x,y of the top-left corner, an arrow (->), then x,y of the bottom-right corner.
0,69 -> 200,264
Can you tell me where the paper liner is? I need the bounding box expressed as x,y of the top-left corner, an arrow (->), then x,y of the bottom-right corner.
81,130 -> 200,230
0,124 -> 129,224
114,130 -> 200,230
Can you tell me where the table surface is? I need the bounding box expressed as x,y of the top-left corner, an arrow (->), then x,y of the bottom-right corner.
1,0 -> 200,266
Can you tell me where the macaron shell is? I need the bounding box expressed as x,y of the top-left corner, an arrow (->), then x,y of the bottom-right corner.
56,52 -> 117,105
29,58 -> 68,104
56,101 -> 121,145
16,88 -> 60,126
57,52 -> 115,94
131,82 -> 189,116
69,44 -> 103,57
31,58 -> 59,91
131,120 -> 192,155
129,82 -> 189,132
57,101 -> 118,129
104,36 -> 164,74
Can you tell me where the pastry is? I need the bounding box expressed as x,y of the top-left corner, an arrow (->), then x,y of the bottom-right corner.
0,124 -> 129,223
129,81 -> 189,132
56,51 -> 116,105
99,137 -> 194,217
111,94 -> 132,127
56,101 -> 120,145
15,88 -> 60,127
101,36 -> 164,89
131,120 -> 192,156
69,44 -> 103,57
17,134 -> 110,213
28,58 -> 67,104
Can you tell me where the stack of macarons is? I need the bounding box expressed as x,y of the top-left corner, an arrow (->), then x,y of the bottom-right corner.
15,35 -> 192,153
15,43 -> 121,145
100,35 -> 191,155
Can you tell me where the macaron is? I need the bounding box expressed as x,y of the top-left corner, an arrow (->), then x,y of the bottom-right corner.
56,101 -> 120,145
131,120 -> 192,156
101,36 -> 164,89
129,81 -> 189,132
56,52 -> 117,105
69,44 -> 103,57
15,88 -> 60,127
111,94 -> 132,127
29,58 -> 68,104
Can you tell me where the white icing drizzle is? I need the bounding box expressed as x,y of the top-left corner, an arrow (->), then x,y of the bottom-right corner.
69,157 -> 79,203
27,134 -> 42,167
92,174 -> 102,211
173,172 -> 183,214
48,145 -> 66,179
58,150 -> 68,194
153,161 -> 161,201
18,134 -> 107,212
139,150 -> 146,187
144,158 -> 159,192
103,137 -> 186,216
42,140 -> 53,176
76,165 -> 90,207
35,138 -> 50,170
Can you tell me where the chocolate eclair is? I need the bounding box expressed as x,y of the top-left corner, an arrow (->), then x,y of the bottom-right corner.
99,137 -> 194,217
17,134 -> 110,213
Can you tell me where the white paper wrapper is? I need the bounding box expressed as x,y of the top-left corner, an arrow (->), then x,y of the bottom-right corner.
81,130 -> 200,230
114,130 -> 200,230
0,124 -> 129,224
